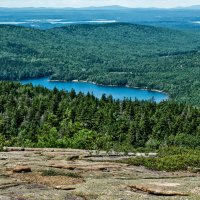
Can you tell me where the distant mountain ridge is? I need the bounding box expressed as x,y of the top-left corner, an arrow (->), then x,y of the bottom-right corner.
81,5 -> 130,10
83,5 -> 200,10
1,5 -> 200,31
175,5 -> 200,10
0,5 -> 200,10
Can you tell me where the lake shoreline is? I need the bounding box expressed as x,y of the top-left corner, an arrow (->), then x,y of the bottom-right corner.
20,77 -> 168,102
48,79 -> 169,96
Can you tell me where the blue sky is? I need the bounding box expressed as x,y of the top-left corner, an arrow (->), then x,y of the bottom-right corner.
0,0 -> 198,8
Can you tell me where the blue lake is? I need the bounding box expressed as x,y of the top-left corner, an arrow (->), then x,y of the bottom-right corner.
20,77 -> 168,102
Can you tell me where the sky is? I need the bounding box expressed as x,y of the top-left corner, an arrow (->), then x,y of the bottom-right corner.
0,0 -> 199,8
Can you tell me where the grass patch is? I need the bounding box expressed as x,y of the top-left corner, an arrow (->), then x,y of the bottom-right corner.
65,172 -> 82,178
120,147 -> 200,172
41,169 -> 82,178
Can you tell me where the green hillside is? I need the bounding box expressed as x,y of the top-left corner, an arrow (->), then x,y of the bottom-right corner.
0,23 -> 200,105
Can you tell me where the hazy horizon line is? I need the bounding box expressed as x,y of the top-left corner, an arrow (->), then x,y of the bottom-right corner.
0,4 -> 199,9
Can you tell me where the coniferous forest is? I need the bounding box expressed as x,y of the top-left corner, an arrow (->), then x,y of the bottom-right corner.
0,81 -> 199,152
0,23 -> 200,171
0,23 -> 200,105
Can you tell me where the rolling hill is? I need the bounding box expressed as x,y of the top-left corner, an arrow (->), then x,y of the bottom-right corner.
0,23 -> 200,105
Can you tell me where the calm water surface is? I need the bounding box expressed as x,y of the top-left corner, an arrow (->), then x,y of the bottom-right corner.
20,77 -> 168,102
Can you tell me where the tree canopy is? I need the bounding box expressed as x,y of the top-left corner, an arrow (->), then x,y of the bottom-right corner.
0,23 -> 200,105
0,81 -> 199,150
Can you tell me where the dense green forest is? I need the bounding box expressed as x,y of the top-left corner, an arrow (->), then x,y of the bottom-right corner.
0,23 -> 200,105
0,81 -> 199,151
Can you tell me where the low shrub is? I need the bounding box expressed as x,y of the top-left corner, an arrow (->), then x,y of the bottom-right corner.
121,148 -> 200,172
41,169 -> 82,178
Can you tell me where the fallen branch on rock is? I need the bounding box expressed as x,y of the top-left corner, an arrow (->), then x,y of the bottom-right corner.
0,183 -> 21,189
128,185 -> 189,196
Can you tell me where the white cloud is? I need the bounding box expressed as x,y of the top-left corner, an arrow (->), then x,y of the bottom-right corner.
0,0 -> 199,8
